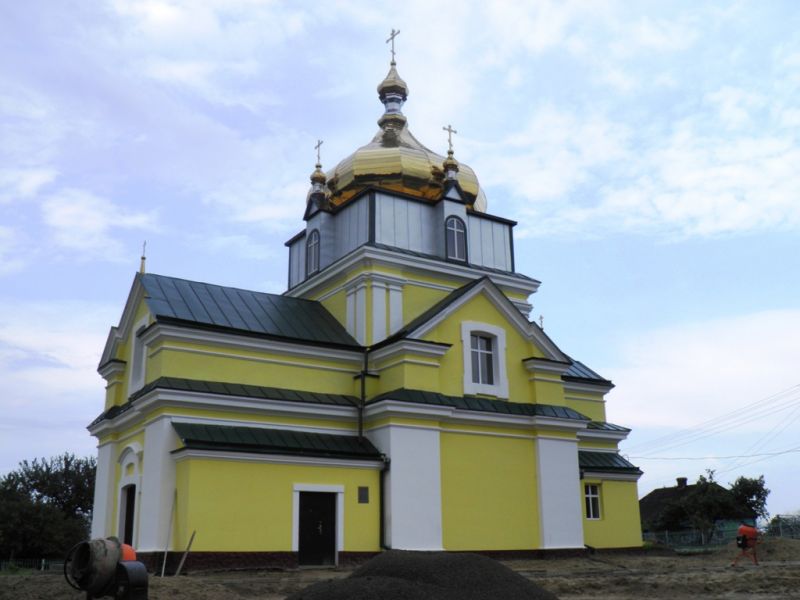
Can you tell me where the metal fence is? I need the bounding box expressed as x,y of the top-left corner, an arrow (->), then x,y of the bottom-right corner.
767,515 -> 800,539
644,515 -> 800,548
0,558 -> 56,571
643,522 -> 741,548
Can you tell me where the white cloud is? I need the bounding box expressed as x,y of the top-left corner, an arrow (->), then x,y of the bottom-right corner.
0,226 -> 26,275
705,86 -> 766,128
41,188 -> 157,258
0,300 -> 115,473
605,309 -> 800,430
0,167 -> 58,202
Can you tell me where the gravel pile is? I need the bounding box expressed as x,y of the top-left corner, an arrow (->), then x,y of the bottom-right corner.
285,550 -> 559,600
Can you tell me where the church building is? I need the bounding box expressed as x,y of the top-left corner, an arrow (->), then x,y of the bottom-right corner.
90,48 -> 643,569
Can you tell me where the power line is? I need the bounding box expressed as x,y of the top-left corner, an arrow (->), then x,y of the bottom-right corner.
623,384 -> 800,456
629,445 -> 800,461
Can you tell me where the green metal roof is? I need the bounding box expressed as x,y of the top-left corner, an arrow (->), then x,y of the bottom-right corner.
578,451 -> 641,474
89,377 -> 359,427
368,388 -> 590,421
563,360 -> 613,386
140,273 -> 358,347
586,421 -> 631,432
172,423 -> 383,461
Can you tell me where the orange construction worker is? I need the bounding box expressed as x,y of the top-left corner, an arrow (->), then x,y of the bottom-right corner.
731,522 -> 759,566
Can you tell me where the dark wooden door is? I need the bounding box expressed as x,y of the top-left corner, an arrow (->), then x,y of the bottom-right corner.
298,492 -> 336,566
123,485 -> 136,545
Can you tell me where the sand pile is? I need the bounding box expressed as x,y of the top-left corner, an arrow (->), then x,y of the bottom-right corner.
285,550 -> 558,600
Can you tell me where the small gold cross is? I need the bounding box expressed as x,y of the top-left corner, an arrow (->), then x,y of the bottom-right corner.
386,28 -> 400,63
315,139 -> 323,165
443,124 -> 458,152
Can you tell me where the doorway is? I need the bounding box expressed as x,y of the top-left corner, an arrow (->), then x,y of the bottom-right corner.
298,492 -> 336,566
120,484 -> 136,545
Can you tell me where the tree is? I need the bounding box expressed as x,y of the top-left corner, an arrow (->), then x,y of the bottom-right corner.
0,453 -> 96,559
729,475 -> 770,521
653,470 -> 742,542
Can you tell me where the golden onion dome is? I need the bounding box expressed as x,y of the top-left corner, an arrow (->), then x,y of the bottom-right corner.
315,62 -> 488,212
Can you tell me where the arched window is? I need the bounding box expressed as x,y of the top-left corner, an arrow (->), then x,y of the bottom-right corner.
445,216 -> 467,262
306,230 -> 320,276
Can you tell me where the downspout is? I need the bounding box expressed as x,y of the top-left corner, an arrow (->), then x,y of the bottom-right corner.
380,455 -> 391,550
358,347 -> 369,438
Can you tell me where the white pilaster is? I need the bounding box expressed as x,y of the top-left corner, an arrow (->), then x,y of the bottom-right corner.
137,417 -> 178,551
535,437 -> 584,549
366,425 -> 442,550
346,282 -> 367,345
388,284 -> 403,333
90,441 -> 116,539
371,281 -> 387,344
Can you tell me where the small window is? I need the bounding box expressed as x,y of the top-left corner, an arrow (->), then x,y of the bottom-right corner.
585,484 -> 601,520
470,334 -> 494,385
445,216 -> 467,262
358,486 -> 369,504
461,322 -> 508,398
306,229 -> 320,276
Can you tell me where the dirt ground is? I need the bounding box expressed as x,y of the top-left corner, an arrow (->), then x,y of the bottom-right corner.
2,537 -> 798,600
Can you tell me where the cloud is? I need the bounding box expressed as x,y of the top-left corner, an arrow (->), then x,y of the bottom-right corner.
41,188 -> 157,258
0,300 -> 116,473
605,309 -> 800,430
0,226 -> 26,275
0,167 -> 58,202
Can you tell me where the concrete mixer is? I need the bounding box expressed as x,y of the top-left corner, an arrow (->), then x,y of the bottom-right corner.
64,537 -> 148,599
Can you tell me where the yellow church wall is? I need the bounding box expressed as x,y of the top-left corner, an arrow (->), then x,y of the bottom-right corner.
419,294 -> 535,402
371,355 -> 442,395
529,377 -> 567,406
174,458 -> 380,552
174,461 -> 191,550
402,283 -> 449,324
578,440 -> 620,451
440,432 -> 539,550
147,340 -> 359,396
565,396 -> 606,422
582,479 -> 643,548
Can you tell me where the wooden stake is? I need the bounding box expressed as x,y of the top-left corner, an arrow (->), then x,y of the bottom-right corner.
160,490 -> 177,577
174,530 -> 196,577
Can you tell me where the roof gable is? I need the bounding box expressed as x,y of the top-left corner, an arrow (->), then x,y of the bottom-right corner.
388,277 -> 568,362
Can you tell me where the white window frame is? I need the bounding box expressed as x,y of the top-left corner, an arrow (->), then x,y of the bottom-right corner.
445,216 -> 467,262
306,229 -> 320,276
461,321 -> 508,398
117,444 -> 143,547
291,483 -> 345,564
127,317 -> 149,397
584,483 -> 601,520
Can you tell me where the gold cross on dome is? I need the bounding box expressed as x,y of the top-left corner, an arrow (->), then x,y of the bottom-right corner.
315,139 -> 323,165
386,28 -> 400,63
443,124 -> 458,152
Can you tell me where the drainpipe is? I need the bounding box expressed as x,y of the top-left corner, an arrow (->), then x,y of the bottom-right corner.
379,455 -> 391,550
358,348 -> 369,438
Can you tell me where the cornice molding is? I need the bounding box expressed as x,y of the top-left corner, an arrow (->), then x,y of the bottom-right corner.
141,323 -> 363,365
286,245 -> 539,300
172,448 -> 383,470
369,339 -> 451,364
581,470 -> 642,482
88,388 -> 358,436
363,399 -> 587,433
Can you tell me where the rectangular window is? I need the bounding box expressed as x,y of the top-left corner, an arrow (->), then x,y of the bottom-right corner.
470,334 -> 494,385
585,484 -> 601,520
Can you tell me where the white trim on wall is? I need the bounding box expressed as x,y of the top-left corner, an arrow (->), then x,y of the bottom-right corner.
460,321 -> 509,398
535,437 -> 584,549
90,442 -> 116,539
291,484 -> 345,558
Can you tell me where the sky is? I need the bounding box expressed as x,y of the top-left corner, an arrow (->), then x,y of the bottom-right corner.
1,1 -> 799,516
